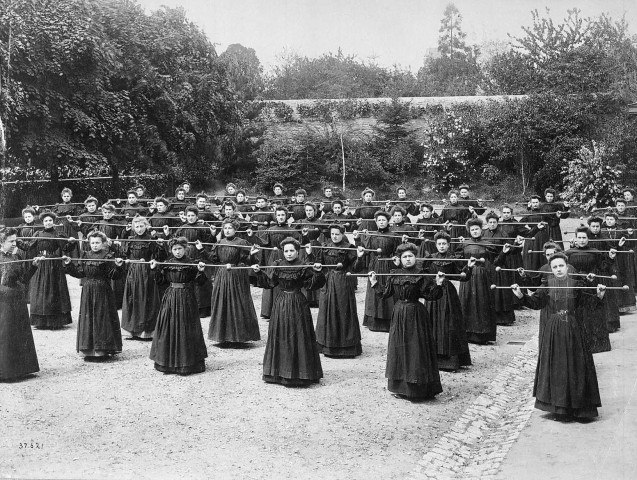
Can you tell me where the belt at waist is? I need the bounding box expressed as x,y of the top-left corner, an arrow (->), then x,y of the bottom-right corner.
170,282 -> 186,288
281,289 -> 301,293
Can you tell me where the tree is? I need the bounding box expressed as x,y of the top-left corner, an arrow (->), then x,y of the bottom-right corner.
438,3 -> 472,61
220,43 -> 264,101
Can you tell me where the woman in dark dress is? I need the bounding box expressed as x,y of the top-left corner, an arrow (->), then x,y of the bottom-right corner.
251,237 -> 325,386
51,187 -> 82,239
356,210 -> 402,332
458,218 -> 498,344
94,203 -> 127,309
353,187 -> 379,232
150,237 -> 208,375
0,228 -> 40,381
196,218 -> 261,345
424,232 -> 475,371
416,203 -> 442,257
603,210 -> 636,316
63,231 -> 125,360
15,207 -> 40,303
315,224 -> 364,357
511,253 -> 603,420
120,216 -> 163,340
370,243 -> 444,399
564,227 -> 615,353
27,211 -> 74,329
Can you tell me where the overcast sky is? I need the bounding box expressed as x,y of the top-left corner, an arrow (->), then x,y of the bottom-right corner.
136,0 -> 637,71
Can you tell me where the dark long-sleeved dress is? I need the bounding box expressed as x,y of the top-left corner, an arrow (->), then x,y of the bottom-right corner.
94,218 -> 127,308
0,251 -> 39,380
52,202 -> 81,238
603,225 -> 636,316
315,239 -> 363,357
15,220 -> 41,303
353,203 -> 378,232
520,277 -> 601,418
423,254 -> 472,371
358,229 -> 400,332
565,246 -> 612,353
539,201 -> 569,247
65,251 -> 124,357
416,215 -> 442,257
120,233 -> 162,338
252,259 -> 325,386
483,229 -> 520,326
522,210 -> 552,272
27,228 -> 73,328
374,268 -> 444,398
458,238 -> 497,344
200,236 -> 261,343
150,257 -> 208,374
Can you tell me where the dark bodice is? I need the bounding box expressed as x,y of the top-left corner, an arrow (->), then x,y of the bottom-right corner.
28,228 -> 71,257
0,251 -> 35,288
122,233 -> 160,261
565,246 -> 611,275
203,237 -> 256,265
66,251 -> 123,281
376,268 -> 443,302
154,256 -> 205,285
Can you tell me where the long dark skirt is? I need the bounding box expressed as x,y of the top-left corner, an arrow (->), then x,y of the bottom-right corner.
150,284 -> 208,374
263,290 -> 323,386
493,268 -> 517,326
578,296 -> 611,354
208,269 -> 260,343
29,259 -> 72,328
386,299 -> 442,399
0,287 -> 39,380
261,250 -> 283,318
524,229 -> 550,272
121,263 -> 160,337
76,278 -> 122,357
316,270 -> 362,357
363,256 -> 394,332
425,281 -> 471,371
195,273 -> 213,318
617,251 -> 636,314
459,265 -> 496,344
534,313 -> 601,418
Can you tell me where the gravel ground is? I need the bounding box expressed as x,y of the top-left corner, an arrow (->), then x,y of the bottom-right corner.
1,271 -> 539,480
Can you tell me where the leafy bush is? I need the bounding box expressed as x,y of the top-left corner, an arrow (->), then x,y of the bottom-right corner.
561,142 -> 624,210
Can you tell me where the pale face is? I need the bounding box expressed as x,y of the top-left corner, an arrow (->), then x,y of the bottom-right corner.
172,244 -> 186,258
186,212 -> 198,224
332,204 -> 343,215
530,199 -> 540,209
589,222 -> 601,234
459,188 -> 469,198
136,188 -> 145,198
227,186 -> 236,195
363,193 -> 373,203
256,199 -> 266,209
275,210 -> 287,223
544,193 -> 554,202
23,212 -> 34,223
550,258 -> 568,278
89,236 -> 104,252
575,232 -> 589,247
127,193 -> 138,204
86,202 -> 97,213
176,191 -> 185,201
487,218 -> 498,230
544,248 -> 557,261
436,238 -> 449,253
397,189 -> 407,199
223,206 -> 234,217
605,216 -> 616,227
103,210 -> 114,219
223,224 -> 236,237
1,234 -> 17,253
283,243 -> 298,261
324,189 -> 332,198
400,251 -> 416,268
61,192 -> 72,202
305,205 -> 316,219
375,216 -> 389,229
392,212 -> 404,224
469,225 -> 482,238
330,228 -> 344,243
296,195 -> 305,203
133,222 -> 147,235
501,208 -> 512,220
624,191 -> 633,202
274,187 -> 282,196
182,184 -> 191,193
449,193 -> 458,204
196,199 -> 207,209
42,216 -> 55,228
156,202 -> 167,213
236,193 -> 245,203
616,203 -> 626,214
421,208 -> 432,218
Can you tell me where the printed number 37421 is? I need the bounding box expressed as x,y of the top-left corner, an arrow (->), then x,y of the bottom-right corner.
19,442 -> 43,449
